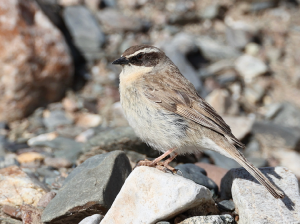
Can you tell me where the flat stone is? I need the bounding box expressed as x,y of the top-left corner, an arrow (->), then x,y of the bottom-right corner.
175,163 -> 218,195
235,55 -> 268,83
223,116 -> 254,140
195,163 -> 228,189
42,151 -> 131,224
63,5 -> 105,61
220,167 -> 300,224
100,166 -> 217,224
44,157 -> 72,168
179,215 -> 234,224
43,110 -> 73,130
79,214 -> 103,224
0,166 -> 47,206
217,200 -> 235,212
251,121 -> 300,152
16,152 -> 45,164
29,136 -> 83,163
84,126 -> 158,158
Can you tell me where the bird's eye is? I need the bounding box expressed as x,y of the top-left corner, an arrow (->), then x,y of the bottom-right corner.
137,54 -> 143,60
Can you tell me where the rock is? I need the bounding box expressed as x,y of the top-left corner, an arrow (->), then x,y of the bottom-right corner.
79,214 -> 103,224
204,150 -> 241,170
274,150 -> 300,178
235,55 -> 268,83
156,222 -> 171,224
196,163 -> 228,190
271,102 -> 300,128
200,4 -> 223,20
84,126 -> 158,158
43,110 -> 74,130
251,121 -> 300,152
27,132 -> 58,146
63,5 -> 105,62
225,18 -> 258,49
21,204 -> 43,224
41,151 -> 131,223
75,112 -> 102,128
217,200 -> 235,212
220,167 -> 300,224
0,0 -> 73,122
58,0 -> 81,6
175,163 -> 218,195
2,205 -> 22,219
37,191 -> 56,208
196,36 -> 240,62
0,166 -> 47,206
245,42 -> 260,56
159,33 -> 203,92
44,157 -> 72,168
16,152 -> 45,164
0,156 -> 20,169
75,129 -> 96,143
223,116 -> 254,140
179,215 -> 234,224
244,83 -> 265,104
29,136 -> 84,163
97,9 -> 146,33
101,167 -> 217,224
0,217 -> 22,224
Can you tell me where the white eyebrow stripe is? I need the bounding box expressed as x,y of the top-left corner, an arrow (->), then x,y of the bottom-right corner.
125,48 -> 160,58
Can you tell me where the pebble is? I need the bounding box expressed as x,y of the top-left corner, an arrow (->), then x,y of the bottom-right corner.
220,167 -> 300,223
235,55 -> 268,83
179,214 -> 234,224
217,200 -> 235,212
37,191 -> 57,208
79,214 -> 103,224
175,163 -> 218,195
16,152 -> 44,164
41,151 -> 131,223
100,166 -> 217,224
27,132 -> 58,146
75,112 -> 102,128
43,110 -> 74,130
44,157 -> 72,168
0,166 -> 47,206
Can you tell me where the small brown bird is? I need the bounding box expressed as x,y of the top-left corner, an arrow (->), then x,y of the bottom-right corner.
112,45 -> 284,199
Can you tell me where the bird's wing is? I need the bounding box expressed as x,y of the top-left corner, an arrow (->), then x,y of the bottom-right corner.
143,77 -> 244,149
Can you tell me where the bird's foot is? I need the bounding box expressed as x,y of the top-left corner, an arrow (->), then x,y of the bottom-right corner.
135,159 -> 177,174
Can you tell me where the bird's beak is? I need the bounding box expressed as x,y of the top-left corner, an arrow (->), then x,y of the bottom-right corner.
112,57 -> 129,65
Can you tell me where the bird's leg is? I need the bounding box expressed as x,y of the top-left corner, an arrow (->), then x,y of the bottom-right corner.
156,152 -> 178,173
135,148 -> 177,169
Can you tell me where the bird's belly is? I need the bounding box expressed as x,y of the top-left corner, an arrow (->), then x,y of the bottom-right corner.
121,95 -> 188,152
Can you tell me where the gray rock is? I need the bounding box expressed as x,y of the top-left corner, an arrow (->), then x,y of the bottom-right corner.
200,4 -> 222,20
179,215 -> 234,224
272,102 -> 300,128
246,156 -> 268,168
30,136 -> 83,163
0,156 -> 20,169
204,150 -> 241,170
220,167 -> 300,224
159,33 -> 203,92
97,9 -> 146,32
79,214 -> 103,224
84,126 -> 159,158
175,163 -> 218,195
252,121 -> 300,152
100,166 -> 217,224
196,36 -> 240,62
225,25 -> 257,49
156,222 -> 171,224
42,151 -> 131,223
217,200 -> 235,212
43,110 -> 73,130
63,5 -> 105,61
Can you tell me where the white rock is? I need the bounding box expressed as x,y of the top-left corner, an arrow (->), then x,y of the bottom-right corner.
235,55 -> 267,83
0,166 -> 47,206
79,214 -> 103,224
221,167 -> 300,224
27,132 -> 57,146
179,214 -> 234,224
100,166 -> 216,224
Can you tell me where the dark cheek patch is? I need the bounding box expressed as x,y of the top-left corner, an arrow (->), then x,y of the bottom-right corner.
129,52 -> 160,67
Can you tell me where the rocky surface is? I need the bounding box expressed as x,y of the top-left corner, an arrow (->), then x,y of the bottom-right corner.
221,166 -> 300,224
0,0 -> 73,122
100,166 -> 218,224
179,215 -> 234,224
42,151 -> 131,223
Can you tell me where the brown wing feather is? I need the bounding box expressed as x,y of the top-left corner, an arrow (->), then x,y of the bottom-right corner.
143,80 -> 245,149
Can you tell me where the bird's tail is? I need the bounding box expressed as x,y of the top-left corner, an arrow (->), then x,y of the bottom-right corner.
229,150 -> 284,199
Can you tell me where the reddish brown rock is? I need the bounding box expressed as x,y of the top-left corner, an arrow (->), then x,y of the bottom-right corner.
21,204 -> 43,224
195,162 -> 229,189
0,0 -> 73,122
